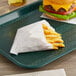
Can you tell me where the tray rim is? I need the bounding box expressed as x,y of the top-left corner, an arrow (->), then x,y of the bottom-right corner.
0,47 -> 76,68
0,0 -> 42,27
0,0 -> 42,18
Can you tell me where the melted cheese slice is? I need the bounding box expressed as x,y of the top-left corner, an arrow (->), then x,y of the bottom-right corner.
74,0 -> 76,4
42,24 -> 65,49
43,0 -> 72,11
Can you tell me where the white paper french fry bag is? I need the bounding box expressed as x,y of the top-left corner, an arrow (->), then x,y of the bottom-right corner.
10,20 -> 64,55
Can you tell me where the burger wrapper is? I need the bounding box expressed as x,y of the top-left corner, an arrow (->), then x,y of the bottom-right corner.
41,14 -> 76,24
10,20 -> 55,55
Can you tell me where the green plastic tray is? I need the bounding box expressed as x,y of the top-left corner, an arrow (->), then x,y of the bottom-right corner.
0,1 -> 76,68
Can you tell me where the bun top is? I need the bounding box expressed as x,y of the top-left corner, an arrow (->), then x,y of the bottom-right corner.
48,0 -> 74,4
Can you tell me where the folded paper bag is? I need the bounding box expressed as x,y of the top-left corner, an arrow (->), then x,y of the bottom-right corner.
5,69 -> 66,76
10,20 -> 64,55
10,20 -> 54,55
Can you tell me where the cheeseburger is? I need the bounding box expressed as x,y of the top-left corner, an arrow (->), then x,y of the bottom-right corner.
39,0 -> 76,20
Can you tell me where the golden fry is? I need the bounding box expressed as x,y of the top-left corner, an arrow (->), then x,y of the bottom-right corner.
53,43 -> 65,47
43,24 -> 65,49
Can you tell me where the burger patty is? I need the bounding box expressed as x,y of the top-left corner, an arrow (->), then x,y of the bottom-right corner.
44,5 -> 74,12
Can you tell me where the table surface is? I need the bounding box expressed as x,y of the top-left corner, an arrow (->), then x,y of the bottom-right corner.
0,0 -> 76,76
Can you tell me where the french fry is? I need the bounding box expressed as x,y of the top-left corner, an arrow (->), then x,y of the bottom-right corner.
46,35 -> 62,39
42,24 -> 65,49
53,43 -> 65,47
